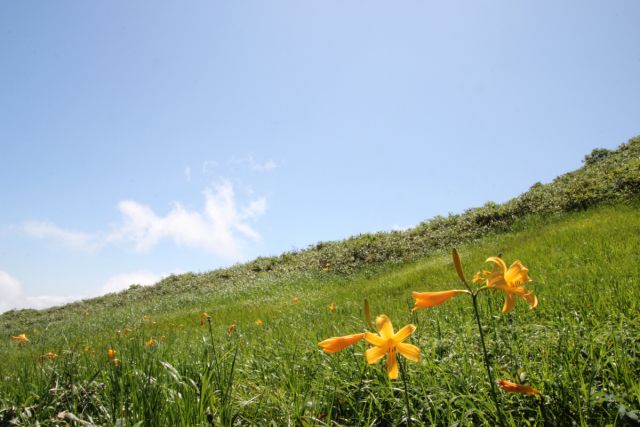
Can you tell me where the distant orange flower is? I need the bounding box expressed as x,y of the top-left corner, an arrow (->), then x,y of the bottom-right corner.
322,263 -> 330,272
318,333 -> 365,353
39,352 -> 57,362
497,379 -> 541,396
160,336 -> 167,342
123,328 -> 131,336
107,349 -> 116,359
200,312 -> 209,326
111,358 -> 121,367
328,303 -> 337,313
227,324 -> 236,336
255,319 -> 264,326
83,345 -> 90,353
292,297 -> 300,303
145,338 -> 157,347
11,334 -> 28,344
412,289 -> 470,311
143,314 -> 150,321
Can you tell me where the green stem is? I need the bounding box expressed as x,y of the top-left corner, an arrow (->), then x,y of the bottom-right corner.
398,355 -> 412,427
471,293 -> 505,427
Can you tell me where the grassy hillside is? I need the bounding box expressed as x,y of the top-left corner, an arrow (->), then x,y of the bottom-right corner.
1,137 -> 640,426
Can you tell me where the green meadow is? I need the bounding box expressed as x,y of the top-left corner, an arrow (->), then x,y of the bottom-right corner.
2,138 -> 640,426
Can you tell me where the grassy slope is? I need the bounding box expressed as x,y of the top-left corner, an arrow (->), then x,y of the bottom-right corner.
1,137 -> 640,425
1,204 -> 639,425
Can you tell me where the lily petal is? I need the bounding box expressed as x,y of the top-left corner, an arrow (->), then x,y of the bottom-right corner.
521,291 -> 538,309
497,379 -> 541,396
386,349 -> 399,379
365,345 -> 388,364
392,324 -> 416,343
318,333 -> 365,353
364,331 -> 387,347
396,342 -> 420,362
505,261 -> 532,285
375,315 -> 395,340
486,256 -> 507,274
502,293 -> 516,314
412,290 -> 469,310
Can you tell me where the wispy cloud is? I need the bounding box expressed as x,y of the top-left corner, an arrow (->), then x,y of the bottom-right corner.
22,221 -> 101,252
0,269 -> 184,313
0,270 -> 81,313
19,181 -> 266,261
184,166 -> 192,182
108,181 -> 266,261
230,154 -> 278,172
202,160 -> 218,174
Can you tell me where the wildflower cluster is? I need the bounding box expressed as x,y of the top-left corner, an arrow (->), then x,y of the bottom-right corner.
318,249 -> 541,424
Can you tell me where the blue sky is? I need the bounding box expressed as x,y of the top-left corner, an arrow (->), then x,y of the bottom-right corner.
1,1 -> 639,312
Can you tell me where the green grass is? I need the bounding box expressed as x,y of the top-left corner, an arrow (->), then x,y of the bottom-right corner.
2,203 -> 639,426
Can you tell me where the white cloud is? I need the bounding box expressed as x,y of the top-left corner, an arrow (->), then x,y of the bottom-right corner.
0,270 -> 81,313
202,160 -> 218,174
0,270 -> 21,303
184,166 -> 192,182
230,154 -> 278,172
23,221 -> 100,252
109,181 -> 266,261
101,271 -> 165,294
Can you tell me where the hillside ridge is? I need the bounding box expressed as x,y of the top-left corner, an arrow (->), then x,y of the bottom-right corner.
2,135 -> 639,321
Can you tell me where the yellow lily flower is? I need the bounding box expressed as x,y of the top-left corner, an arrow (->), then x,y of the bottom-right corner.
292,297 -> 300,303
328,303 -> 337,313
412,289 -> 470,311
11,334 -> 28,344
364,315 -> 419,380
318,333 -> 366,353
497,379 -> 541,396
477,257 -> 538,314
255,319 -> 264,326
145,338 -> 157,347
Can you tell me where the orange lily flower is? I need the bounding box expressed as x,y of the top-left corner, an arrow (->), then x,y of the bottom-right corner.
497,379 -> 541,396
146,338 -> 157,347
255,319 -> 264,326
318,333 -> 366,353
292,297 -> 300,303
39,352 -> 57,362
364,315 -> 419,380
227,324 -> 236,336
412,289 -> 470,310
107,349 -> 116,359
200,312 -> 209,326
111,358 -> 121,367
477,257 -> 538,313
11,334 -> 28,344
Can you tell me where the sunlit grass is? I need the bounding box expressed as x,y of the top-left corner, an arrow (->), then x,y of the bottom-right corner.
1,204 -> 640,425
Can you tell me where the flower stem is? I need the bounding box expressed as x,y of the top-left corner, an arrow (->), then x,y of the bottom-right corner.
471,293 -> 505,427
398,355 -> 412,427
